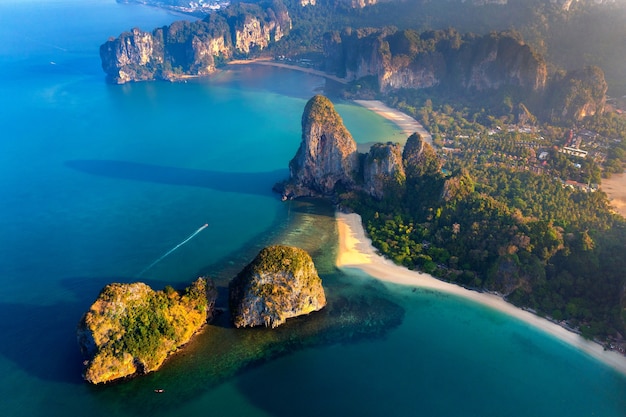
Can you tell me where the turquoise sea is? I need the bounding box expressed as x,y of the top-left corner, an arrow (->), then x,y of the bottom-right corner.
0,1 -> 624,416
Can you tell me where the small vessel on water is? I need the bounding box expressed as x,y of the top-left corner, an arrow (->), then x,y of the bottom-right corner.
154,389 -> 165,393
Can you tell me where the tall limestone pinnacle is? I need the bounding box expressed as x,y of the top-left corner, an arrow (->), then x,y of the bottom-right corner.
277,95 -> 359,199
402,132 -> 441,178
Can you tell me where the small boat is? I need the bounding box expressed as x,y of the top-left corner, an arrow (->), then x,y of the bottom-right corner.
154,389 -> 165,393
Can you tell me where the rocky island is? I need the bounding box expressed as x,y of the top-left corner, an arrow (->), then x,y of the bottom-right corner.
275,94 -> 439,201
229,245 -> 326,328
78,245 -> 329,383
77,277 -> 217,384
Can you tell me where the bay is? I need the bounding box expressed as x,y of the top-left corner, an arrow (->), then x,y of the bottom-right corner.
0,1 -> 624,416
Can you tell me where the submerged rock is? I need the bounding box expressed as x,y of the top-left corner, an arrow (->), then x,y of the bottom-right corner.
229,245 -> 327,328
77,277 -> 217,384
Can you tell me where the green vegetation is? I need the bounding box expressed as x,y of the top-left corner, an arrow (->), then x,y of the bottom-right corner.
276,0 -> 626,95
229,245 -> 326,328
79,278 -> 215,384
342,113 -> 626,341
248,245 -> 313,278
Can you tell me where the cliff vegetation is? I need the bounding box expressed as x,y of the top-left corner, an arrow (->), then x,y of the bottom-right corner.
77,278 -> 217,384
229,245 -> 327,328
100,0 -> 291,83
277,95 -> 417,201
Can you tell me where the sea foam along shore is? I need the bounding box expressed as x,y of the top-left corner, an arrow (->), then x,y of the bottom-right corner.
335,211 -> 626,377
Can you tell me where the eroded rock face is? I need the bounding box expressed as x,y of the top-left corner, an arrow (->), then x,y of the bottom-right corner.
547,65 -> 607,121
100,1 -> 290,83
278,95 -> 359,199
77,278 -> 217,384
324,29 -> 547,94
229,245 -> 326,328
363,142 -> 405,199
402,132 -> 442,178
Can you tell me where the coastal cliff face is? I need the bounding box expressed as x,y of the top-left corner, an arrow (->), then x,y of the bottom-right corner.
276,96 -> 445,201
454,33 -> 547,92
402,133 -> 442,178
100,0 -> 291,83
324,29 -> 547,94
278,95 -> 359,199
546,65 -> 607,121
77,278 -> 217,384
363,142 -> 405,199
229,245 -> 327,328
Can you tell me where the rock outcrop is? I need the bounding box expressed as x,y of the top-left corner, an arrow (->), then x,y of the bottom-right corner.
402,133 -> 442,178
229,245 -> 326,328
276,95 -> 447,200
277,95 -> 359,199
546,65 -> 607,122
100,0 -> 291,83
324,29 -> 547,94
363,142 -> 405,199
77,278 -> 217,384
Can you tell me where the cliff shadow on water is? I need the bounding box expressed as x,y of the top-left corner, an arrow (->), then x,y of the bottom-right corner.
65,160 -> 288,197
81,198 -> 405,416
0,271 -> 180,386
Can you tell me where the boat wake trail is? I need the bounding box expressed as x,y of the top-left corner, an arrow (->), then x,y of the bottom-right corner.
138,224 -> 208,277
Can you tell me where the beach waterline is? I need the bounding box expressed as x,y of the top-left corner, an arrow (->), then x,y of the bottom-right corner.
335,211 -> 626,377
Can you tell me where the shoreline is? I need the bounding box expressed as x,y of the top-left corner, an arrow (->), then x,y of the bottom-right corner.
335,211 -> 626,377
227,58 -> 348,84
353,100 -> 433,144
601,171 -> 626,218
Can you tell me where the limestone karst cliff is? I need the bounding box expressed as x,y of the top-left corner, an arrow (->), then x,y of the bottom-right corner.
77,278 -> 217,384
402,133 -> 442,179
229,245 -> 327,328
277,95 -> 359,199
275,95 -> 440,200
324,29 -> 547,94
324,28 -> 606,121
363,142 -> 405,199
100,0 -> 291,83
546,65 -> 608,121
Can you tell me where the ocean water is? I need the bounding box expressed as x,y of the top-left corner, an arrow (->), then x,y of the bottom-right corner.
0,1 -> 624,416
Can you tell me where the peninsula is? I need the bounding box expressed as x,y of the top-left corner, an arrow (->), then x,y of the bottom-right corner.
276,93 -> 626,362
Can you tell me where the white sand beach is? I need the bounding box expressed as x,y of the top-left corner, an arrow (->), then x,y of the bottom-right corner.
335,211 -> 626,377
228,58 -> 348,84
601,171 -> 626,218
354,100 -> 432,145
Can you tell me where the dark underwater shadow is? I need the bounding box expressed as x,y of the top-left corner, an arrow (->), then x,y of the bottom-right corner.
0,274 -> 181,385
65,160 -> 288,197
0,299 -> 90,385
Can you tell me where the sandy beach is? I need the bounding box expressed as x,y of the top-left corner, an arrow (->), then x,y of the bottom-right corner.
354,100 -> 432,145
601,171 -> 626,217
335,211 -> 626,376
228,58 -> 348,84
